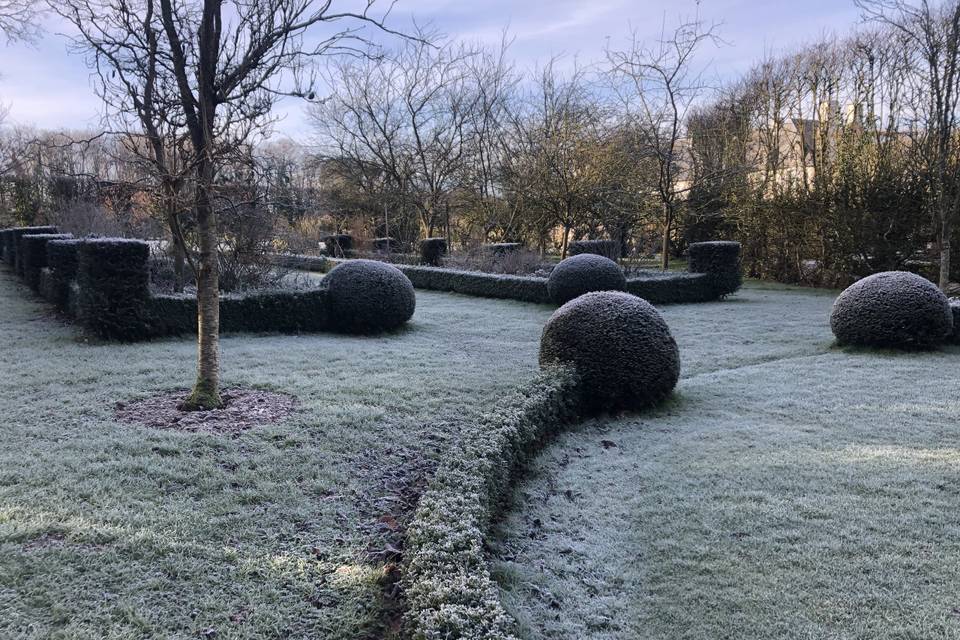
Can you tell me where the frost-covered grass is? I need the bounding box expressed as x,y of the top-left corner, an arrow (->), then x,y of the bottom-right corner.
0,268 -> 556,640
492,282 -> 960,639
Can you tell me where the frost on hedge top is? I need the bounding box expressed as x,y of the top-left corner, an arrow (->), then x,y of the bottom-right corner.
547,253 -> 627,305
325,259 -> 416,334
831,271 -> 953,349
688,240 -> 742,296
540,290 -> 680,412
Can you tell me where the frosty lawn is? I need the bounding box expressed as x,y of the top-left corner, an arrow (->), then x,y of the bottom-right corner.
493,282 -> 960,639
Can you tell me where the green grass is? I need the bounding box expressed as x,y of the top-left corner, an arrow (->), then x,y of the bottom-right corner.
0,268 -> 556,640
492,283 -> 960,639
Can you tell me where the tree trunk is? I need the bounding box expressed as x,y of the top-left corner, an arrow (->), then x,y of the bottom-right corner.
940,215 -> 952,292
661,202 -> 671,271
560,224 -> 571,259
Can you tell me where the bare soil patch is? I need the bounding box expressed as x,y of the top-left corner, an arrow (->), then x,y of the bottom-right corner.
114,387 -> 298,434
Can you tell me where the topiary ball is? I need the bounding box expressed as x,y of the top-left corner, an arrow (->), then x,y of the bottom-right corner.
830,271 -> 953,349
325,259 -> 416,334
539,291 -> 680,413
547,253 -> 626,305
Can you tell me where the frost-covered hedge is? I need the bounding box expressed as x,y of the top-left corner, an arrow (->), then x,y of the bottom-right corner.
6,225 -> 58,272
398,264 -> 551,303
568,239 -> 620,261
688,241 -> 742,296
951,301 -> 960,344
20,233 -> 72,292
46,239 -> 82,311
325,259 -> 416,333
831,271 -> 953,349
76,239 -> 152,341
547,253 -> 626,304
404,367 -> 581,640
540,291 -> 680,412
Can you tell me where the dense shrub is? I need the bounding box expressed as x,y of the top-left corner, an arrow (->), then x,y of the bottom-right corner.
20,233 -> 72,291
569,239 -> 620,260
547,253 -> 626,304
404,368 -> 581,640
321,234 -> 353,258
688,241 -> 742,296
950,301 -> 960,344
540,291 -> 680,412
46,239 -> 82,311
149,288 -> 330,336
831,271 -> 953,349
626,270 -> 721,303
420,237 -> 447,266
270,253 -> 329,272
483,242 -> 522,255
374,237 -> 402,253
77,239 -> 151,341
7,226 -> 58,271
325,259 -> 416,333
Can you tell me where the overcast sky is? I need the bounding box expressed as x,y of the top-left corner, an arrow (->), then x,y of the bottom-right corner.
0,0 -> 864,141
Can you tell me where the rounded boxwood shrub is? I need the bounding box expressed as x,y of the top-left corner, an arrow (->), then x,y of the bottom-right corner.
547,253 -> 627,305
420,237 -> 447,266
539,291 -> 680,412
688,241 -> 742,296
830,271 -> 953,349
325,259 -> 415,333
569,239 -> 620,261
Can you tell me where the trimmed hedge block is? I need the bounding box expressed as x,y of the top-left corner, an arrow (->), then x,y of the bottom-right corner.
688,241 -> 742,296
398,264 -> 550,303
950,301 -> 960,344
547,253 -> 626,304
831,271 -> 953,349
626,270 -> 719,303
322,234 -> 353,258
569,239 -> 619,260
374,237 -> 402,253
8,226 -> 58,272
420,237 -> 447,266
540,291 -> 680,413
483,242 -> 522,256
21,233 -> 72,291
47,239 -> 82,311
77,239 -> 151,341
325,259 -> 416,334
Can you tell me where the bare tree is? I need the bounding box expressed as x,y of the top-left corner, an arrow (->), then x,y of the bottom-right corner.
606,17 -> 720,270
0,0 -> 41,42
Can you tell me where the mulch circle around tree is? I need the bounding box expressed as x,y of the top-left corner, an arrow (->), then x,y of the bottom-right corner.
114,388 -> 299,435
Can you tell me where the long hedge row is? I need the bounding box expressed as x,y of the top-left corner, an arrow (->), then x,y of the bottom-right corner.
404,367 -> 582,639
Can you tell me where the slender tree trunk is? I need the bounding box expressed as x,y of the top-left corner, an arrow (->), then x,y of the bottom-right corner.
560,223 -> 571,259
661,202 -> 672,271
940,215 -> 952,292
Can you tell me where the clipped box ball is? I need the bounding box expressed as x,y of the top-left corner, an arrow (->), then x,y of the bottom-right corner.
831,271 -> 953,349
325,259 -> 416,333
547,253 -> 626,305
539,291 -> 680,412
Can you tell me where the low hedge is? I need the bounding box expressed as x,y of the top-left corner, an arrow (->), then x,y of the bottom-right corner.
7,226 -> 58,272
46,239 -> 82,311
404,367 -> 581,640
149,288 -> 330,336
951,301 -> 960,344
568,239 -> 619,260
483,242 -> 522,255
270,253 -> 329,272
21,233 -> 72,291
396,265 -> 551,304
626,270 -> 721,303
374,237 -> 402,253
76,239 -> 151,341
688,241 -> 742,296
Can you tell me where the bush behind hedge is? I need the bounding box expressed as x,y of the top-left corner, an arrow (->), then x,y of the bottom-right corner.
568,239 -> 620,260
547,253 -> 626,304
420,238 -> 447,266
404,367 -> 581,640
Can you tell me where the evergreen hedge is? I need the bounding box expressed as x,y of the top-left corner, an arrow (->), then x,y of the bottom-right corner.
688,241 -> 742,296
420,237 -> 447,266
7,226 -> 58,272
20,233 -> 72,291
374,237 -> 402,253
568,239 -> 620,260
46,239 -> 82,311
76,239 -> 151,341
951,301 -> 960,344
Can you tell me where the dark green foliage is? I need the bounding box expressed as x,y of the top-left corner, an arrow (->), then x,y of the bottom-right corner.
374,237 -> 402,253
46,239 -> 82,311
7,226 -> 58,272
547,253 -> 626,304
569,239 -> 620,260
399,264 -> 551,303
625,270 -> 722,303
148,289 -> 330,336
951,301 -> 960,344
688,241 -> 742,296
404,368 -> 581,640
540,291 -> 680,413
77,239 -> 151,341
831,271 -> 953,349
325,259 -> 416,333
419,237 -> 447,266
321,234 -> 353,258
270,253 -> 328,272
0,229 -> 9,261
483,242 -> 522,255
20,234 -> 72,292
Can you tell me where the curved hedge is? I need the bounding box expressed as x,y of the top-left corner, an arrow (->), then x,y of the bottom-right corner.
688,241 -> 742,296
404,367 -> 581,640
831,271 -> 953,349
420,238 -> 447,266
77,239 -> 151,341
547,253 -> 626,304
540,291 -> 680,413
325,259 -> 416,333
568,239 -> 619,261
21,233 -> 72,291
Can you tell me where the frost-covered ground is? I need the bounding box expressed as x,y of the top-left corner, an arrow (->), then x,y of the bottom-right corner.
0,269 -> 554,640
493,282 -> 960,639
